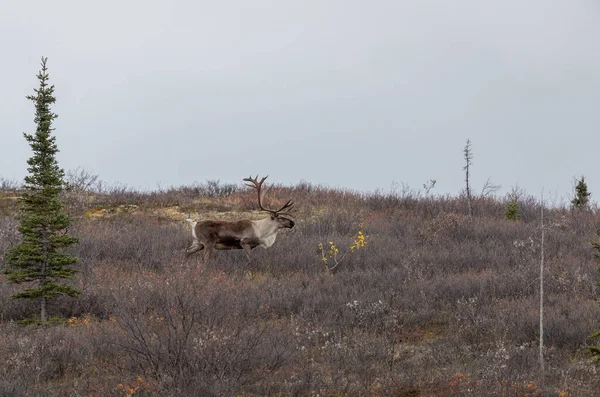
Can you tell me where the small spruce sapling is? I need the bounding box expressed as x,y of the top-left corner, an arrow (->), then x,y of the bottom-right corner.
505,187 -> 521,221
571,175 -> 591,210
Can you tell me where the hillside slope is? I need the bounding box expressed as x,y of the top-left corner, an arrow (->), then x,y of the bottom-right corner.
0,183 -> 599,396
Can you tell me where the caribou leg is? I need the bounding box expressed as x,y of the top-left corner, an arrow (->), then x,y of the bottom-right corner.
241,242 -> 253,265
203,242 -> 215,263
186,240 -> 204,257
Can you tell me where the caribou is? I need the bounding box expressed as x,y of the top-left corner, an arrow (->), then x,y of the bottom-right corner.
185,175 -> 295,264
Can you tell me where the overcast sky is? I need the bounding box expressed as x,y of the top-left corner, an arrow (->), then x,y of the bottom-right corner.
1,0 -> 599,201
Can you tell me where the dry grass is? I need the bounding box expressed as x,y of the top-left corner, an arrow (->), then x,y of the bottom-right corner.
0,181 -> 599,396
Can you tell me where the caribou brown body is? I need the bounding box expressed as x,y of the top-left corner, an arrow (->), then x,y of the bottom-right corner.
185,176 -> 295,264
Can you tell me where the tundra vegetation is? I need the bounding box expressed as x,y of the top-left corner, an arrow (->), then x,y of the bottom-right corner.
0,177 -> 599,396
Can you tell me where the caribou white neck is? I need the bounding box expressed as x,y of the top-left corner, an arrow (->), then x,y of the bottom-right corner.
252,217 -> 280,248
260,233 -> 277,248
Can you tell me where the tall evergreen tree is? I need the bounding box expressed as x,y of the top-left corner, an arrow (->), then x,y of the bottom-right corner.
2,57 -> 79,323
571,175 -> 591,210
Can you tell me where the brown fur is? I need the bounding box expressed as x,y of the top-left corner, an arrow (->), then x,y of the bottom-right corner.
186,175 -> 295,264
186,216 -> 294,264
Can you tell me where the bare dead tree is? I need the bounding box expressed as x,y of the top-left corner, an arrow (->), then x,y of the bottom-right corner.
480,177 -> 501,197
463,139 -> 473,219
539,190 -> 545,382
423,179 -> 437,196
64,167 -> 99,191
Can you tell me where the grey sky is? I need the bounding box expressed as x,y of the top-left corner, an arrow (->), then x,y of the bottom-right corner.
1,0 -> 599,201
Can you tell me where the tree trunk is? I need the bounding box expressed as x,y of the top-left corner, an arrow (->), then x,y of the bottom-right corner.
40,257 -> 48,322
539,192 -> 545,382
41,295 -> 47,322
40,229 -> 48,323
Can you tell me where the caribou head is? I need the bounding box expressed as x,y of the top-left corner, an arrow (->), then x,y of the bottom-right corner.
185,175 -> 295,264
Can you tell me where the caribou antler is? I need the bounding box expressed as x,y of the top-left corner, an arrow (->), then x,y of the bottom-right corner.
243,175 -> 294,217
243,175 -> 268,212
272,199 -> 294,216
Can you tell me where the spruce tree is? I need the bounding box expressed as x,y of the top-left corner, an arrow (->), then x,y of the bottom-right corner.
505,195 -> 520,221
505,186 -> 521,221
2,57 -> 79,323
571,175 -> 591,210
